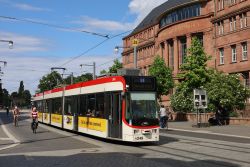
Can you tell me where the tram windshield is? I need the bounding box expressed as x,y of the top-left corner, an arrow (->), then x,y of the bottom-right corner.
128,92 -> 159,126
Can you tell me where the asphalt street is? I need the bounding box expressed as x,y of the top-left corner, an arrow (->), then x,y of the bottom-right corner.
0,110 -> 249,167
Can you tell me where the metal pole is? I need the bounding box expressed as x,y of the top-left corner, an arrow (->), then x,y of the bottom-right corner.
71,72 -> 73,84
133,46 -> 137,69
93,62 -> 95,79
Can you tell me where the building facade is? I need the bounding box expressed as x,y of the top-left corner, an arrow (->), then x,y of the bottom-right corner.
122,0 -> 250,105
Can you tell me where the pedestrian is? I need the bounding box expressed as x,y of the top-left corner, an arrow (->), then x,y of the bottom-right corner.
12,105 -> 20,126
159,105 -> 167,129
6,106 -> 9,116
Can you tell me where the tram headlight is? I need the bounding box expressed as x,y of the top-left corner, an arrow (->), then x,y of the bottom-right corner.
134,129 -> 140,134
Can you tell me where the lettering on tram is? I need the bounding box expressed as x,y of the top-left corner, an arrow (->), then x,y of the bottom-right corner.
32,73 -> 159,142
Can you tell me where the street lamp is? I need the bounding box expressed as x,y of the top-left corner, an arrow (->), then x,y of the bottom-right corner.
80,62 -> 96,80
0,40 -> 14,49
114,39 -> 139,69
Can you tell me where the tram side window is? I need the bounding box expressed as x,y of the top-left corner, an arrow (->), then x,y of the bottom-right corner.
45,99 -> 53,113
52,98 -> 62,114
96,93 -> 104,118
37,100 -> 43,112
79,95 -> 87,116
87,94 -> 96,117
65,96 -> 78,115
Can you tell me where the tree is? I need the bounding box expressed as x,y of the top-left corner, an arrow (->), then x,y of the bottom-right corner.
171,37 -> 210,112
74,73 -> 93,83
149,56 -> 174,99
0,83 -> 3,107
2,88 -> 11,107
18,81 -> 24,96
205,71 -> 250,113
100,59 -> 122,74
22,90 -> 31,107
38,71 -> 62,92
171,37 -> 250,114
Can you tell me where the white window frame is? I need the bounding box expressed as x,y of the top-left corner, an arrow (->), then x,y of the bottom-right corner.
231,45 -> 237,62
230,18 -> 233,31
221,21 -> 224,34
219,48 -> 224,64
242,42 -> 248,60
233,17 -> 236,30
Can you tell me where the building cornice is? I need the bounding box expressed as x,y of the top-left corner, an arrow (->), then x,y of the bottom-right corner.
121,40 -> 155,56
211,5 -> 250,23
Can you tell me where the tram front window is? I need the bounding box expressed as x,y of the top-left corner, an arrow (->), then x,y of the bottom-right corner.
129,92 -> 158,126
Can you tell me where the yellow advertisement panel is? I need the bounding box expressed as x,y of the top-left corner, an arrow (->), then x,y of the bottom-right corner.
51,114 -> 62,124
38,112 -> 43,119
78,117 -> 107,132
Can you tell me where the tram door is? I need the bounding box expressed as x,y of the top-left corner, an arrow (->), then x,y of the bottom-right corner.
107,92 -> 122,139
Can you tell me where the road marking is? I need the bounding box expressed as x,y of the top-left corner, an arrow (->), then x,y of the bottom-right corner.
0,116 -> 20,151
167,128 -> 250,139
0,138 -> 12,140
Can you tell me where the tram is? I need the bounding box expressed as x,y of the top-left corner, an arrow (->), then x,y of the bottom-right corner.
33,74 -> 159,142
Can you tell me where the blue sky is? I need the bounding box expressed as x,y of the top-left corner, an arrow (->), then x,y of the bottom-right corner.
0,0 -> 167,94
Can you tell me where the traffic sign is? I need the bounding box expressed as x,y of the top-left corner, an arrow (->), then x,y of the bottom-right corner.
132,39 -> 139,46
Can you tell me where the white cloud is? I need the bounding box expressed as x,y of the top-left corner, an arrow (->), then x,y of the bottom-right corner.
0,31 -> 49,54
128,0 -> 168,25
13,3 -> 50,11
75,16 -> 134,32
73,0 -> 168,32
0,53 -> 119,95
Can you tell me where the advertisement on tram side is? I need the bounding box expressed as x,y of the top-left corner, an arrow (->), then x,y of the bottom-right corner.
78,117 -> 107,132
51,114 -> 62,127
63,115 -> 73,130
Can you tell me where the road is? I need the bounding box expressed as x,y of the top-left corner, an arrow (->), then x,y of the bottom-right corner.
0,110 -> 249,167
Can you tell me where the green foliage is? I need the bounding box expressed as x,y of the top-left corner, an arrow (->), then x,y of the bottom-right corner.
18,81 -> 24,96
229,111 -> 239,117
205,71 -> 250,112
10,81 -> 31,107
149,56 -> 174,98
178,37 -> 211,89
171,37 -> 250,113
74,73 -> 93,83
38,71 -> 62,92
100,59 -> 122,75
108,59 -> 122,73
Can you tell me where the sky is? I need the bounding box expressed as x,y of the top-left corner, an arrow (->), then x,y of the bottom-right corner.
0,0 -> 167,95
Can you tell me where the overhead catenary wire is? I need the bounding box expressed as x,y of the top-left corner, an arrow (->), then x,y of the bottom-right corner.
0,15 -> 110,38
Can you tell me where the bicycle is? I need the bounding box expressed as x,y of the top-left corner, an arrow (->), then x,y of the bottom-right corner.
31,119 -> 38,133
13,115 -> 19,127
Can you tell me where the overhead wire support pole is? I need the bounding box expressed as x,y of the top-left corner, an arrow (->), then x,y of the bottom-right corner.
80,62 -> 96,80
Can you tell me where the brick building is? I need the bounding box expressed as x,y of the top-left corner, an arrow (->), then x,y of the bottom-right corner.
122,0 -> 250,106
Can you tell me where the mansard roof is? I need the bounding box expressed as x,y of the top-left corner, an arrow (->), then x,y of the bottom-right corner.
127,0 -> 198,37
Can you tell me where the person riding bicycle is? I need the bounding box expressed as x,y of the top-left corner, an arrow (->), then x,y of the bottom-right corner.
12,106 -> 20,126
31,107 -> 39,129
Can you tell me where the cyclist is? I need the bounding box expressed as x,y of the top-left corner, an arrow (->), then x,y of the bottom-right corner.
31,107 -> 38,133
12,106 -> 20,127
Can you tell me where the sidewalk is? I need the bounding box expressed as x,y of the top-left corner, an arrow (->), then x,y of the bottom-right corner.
167,121 -> 250,138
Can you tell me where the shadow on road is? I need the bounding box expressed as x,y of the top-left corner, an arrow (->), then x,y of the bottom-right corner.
0,152 -> 241,167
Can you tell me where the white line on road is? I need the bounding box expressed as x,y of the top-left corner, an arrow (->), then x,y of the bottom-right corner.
0,116 -> 20,151
167,128 -> 250,139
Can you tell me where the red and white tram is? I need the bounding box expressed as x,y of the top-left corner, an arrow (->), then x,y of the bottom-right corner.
33,75 -> 159,142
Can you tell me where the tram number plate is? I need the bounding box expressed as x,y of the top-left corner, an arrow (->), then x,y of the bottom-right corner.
135,136 -> 143,140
